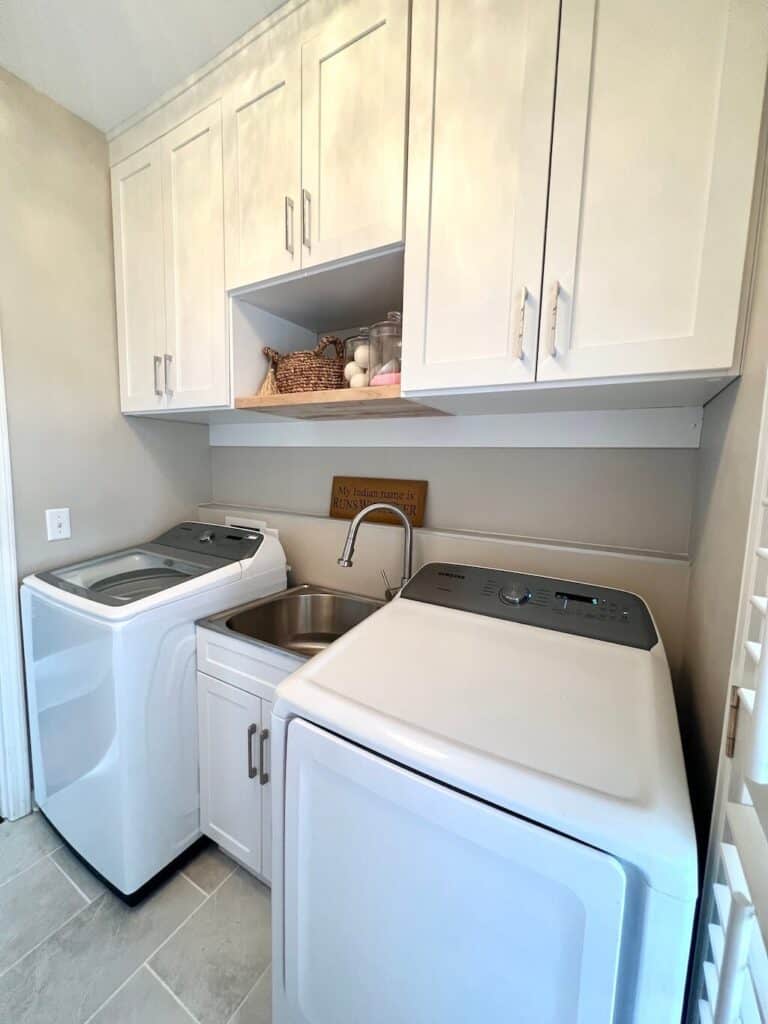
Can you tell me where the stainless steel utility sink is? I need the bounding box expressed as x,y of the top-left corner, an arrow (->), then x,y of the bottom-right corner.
203,584 -> 384,658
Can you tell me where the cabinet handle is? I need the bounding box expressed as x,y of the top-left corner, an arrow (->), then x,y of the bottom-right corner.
515,285 -> 528,359
549,280 -> 561,358
164,353 -> 174,395
284,196 -> 295,256
247,723 -> 258,779
259,728 -> 270,786
153,355 -> 164,396
301,189 -> 311,251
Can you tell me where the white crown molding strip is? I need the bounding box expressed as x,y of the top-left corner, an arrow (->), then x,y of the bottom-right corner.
208,406 -> 703,448
0,328 -> 32,820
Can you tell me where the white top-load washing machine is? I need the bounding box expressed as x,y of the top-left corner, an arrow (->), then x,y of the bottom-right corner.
271,562 -> 697,1024
21,522 -> 286,900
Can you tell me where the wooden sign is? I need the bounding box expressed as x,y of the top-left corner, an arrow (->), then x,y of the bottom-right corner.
329,476 -> 428,527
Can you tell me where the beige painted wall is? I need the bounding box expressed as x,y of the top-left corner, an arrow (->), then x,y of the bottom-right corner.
211,446 -> 697,556
680,153 -> 768,830
0,68 -> 211,577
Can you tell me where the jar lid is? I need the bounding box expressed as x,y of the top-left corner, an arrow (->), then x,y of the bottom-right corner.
370,311 -> 402,337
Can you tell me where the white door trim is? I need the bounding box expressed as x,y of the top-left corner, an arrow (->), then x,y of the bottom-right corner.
0,326 -> 32,820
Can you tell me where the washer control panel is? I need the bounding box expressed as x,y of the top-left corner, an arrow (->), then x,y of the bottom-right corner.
401,563 -> 658,650
151,523 -> 264,563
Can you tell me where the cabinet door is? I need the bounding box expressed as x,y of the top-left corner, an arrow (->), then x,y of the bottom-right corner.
300,0 -> 408,268
111,142 -> 166,412
538,0 -> 768,382
162,103 -> 229,409
224,47 -> 301,290
260,698 -> 273,884
198,672 -> 262,874
402,0 -> 558,392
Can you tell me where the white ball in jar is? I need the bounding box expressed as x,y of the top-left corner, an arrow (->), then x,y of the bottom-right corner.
353,344 -> 370,369
350,370 -> 369,389
343,360 -> 358,382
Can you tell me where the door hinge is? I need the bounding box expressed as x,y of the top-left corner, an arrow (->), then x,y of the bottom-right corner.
726,686 -> 741,758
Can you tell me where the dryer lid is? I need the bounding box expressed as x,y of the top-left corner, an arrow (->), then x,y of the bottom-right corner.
275,576 -> 697,899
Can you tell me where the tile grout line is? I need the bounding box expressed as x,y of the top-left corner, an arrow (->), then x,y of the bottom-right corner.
225,959 -> 271,1024
81,961 -> 153,1024
82,868 -> 238,1024
145,963 -> 202,1023
179,869 -> 209,898
0,844 -> 64,891
0,897 -> 95,980
48,851 -> 93,904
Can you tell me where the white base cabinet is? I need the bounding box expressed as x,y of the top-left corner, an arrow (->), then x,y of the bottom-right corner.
198,672 -> 271,878
196,623 -> 304,882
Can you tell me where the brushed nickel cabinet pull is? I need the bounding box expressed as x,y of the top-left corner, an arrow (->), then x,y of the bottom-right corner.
301,189 -> 311,251
515,285 -> 528,359
153,355 -> 164,396
164,353 -> 174,395
549,281 -> 561,358
259,728 -> 270,786
247,723 -> 258,779
285,196 -> 295,256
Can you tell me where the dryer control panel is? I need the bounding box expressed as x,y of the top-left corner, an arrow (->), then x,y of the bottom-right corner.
401,563 -> 658,650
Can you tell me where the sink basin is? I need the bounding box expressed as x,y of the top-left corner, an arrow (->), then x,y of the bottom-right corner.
207,585 -> 384,658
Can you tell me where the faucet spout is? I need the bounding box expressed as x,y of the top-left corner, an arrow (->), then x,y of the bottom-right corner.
337,502 -> 414,595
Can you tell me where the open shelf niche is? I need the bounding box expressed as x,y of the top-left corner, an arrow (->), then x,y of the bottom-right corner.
230,247 -> 442,420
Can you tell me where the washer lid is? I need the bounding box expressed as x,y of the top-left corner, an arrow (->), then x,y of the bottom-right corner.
275,591 -> 697,900
35,522 -> 264,607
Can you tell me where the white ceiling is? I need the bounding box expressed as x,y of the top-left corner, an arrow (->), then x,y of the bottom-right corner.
0,0 -> 286,133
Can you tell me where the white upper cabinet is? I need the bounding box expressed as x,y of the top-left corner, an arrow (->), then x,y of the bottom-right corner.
111,104 -> 228,413
111,143 -> 166,413
299,0 -> 409,268
162,104 -> 228,410
537,0 -> 767,383
223,42 -> 301,290
402,0 -> 559,392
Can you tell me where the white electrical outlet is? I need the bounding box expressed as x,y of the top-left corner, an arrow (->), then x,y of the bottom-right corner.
45,508 -> 71,541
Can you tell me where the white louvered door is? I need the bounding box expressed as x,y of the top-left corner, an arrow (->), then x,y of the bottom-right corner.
690,372 -> 768,1023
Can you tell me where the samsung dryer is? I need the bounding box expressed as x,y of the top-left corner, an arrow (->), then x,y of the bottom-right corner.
21,522 -> 286,900
271,562 -> 697,1024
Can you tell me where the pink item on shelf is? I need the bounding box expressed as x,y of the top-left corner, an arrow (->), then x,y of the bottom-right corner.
369,372 -> 401,386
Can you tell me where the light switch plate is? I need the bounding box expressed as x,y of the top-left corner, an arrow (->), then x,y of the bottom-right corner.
45,508 -> 71,541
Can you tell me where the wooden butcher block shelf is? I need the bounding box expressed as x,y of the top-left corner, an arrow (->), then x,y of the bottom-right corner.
234,385 -> 446,420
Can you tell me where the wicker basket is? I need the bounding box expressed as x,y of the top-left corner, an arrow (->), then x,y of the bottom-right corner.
262,336 -> 345,393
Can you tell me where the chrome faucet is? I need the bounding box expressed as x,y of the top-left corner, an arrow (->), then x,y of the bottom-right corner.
337,503 -> 413,600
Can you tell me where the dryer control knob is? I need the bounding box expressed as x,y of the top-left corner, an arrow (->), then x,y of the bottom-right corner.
499,582 -> 532,606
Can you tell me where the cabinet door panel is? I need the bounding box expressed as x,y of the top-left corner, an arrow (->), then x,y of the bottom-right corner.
538,0 -> 768,381
198,672 -> 262,874
300,0 -> 408,267
402,0 -> 558,392
224,46 -> 301,289
163,103 -> 229,409
111,144 -> 166,412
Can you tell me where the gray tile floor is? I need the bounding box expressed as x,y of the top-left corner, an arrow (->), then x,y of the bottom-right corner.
0,812 -> 272,1024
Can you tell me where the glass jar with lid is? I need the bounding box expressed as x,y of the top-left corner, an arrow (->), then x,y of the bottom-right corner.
343,327 -> 370,388
368,311 -> 402,387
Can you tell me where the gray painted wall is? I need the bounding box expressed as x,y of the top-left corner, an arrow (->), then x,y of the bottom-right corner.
0,68 -> 211,577
680,160 -> 768,828
211,446 -> 697,557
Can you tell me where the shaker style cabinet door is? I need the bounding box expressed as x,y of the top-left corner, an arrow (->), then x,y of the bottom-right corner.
111,142 -> 167,413
299,0 -> 409,268
538,0 -> 768,382
198,672 -> 263,875
223,43 -> 301,290
162,103 -> 229,410
401,0 -> 559,392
